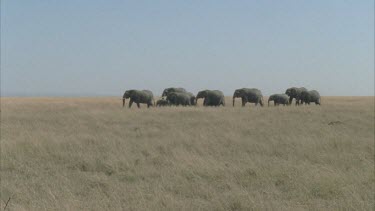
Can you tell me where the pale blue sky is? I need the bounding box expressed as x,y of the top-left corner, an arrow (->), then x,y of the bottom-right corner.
2,1 -> 374,96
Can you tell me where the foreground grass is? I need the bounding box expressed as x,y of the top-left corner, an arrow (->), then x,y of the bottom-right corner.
1,97 -> 374,210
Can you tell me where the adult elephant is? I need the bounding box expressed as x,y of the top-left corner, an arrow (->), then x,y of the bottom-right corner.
196,90 -> 225,106
268,94 -> 289,106
161,87 -> 187,97
166,92 -> 191,106
300,90 -> 321,105
233,88 -> 264,107
285,87 -> 308,105
122,90 -> 154,108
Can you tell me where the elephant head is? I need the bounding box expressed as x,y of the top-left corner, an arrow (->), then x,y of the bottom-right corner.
285,88 -> 296,97
232,89 -> 243,106
196,90 -> 209,105
268,95 -> 275,107
196,90 -> 209,99
122,90 -> 135,107
190,96 -> 197,106
161,89 -> 169,97
122,90 -> 130,107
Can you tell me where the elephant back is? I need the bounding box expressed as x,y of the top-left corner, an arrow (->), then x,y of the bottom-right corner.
286,87 -> 307,97
279,94 -> 289,100
309,90 -> 320,99
243,88 -> 263,101
162,87 -> 186,97
142,90 -> 154,98
211,90 -> 224,96
207,90 -> 225,105
269,94 -> 288,101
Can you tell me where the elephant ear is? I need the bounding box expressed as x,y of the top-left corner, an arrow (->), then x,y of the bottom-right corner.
124,90 -> 131,98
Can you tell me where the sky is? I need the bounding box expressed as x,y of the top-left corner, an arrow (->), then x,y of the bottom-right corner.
1,1 -> 374,96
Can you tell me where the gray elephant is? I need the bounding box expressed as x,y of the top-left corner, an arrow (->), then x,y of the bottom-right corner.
162,87 -> 187,97
285,87 -> 308,105
166,92 -> 191,106
268,94 -> 289,106
122,90 -> 154,108
186,92 -> 196,106
300,90 -> 321,105
156,98 -> 169,107
196,90 -> 225,106
233,88 -> 264,107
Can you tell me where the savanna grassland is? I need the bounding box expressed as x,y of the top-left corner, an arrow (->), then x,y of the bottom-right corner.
1,97 -> 374,210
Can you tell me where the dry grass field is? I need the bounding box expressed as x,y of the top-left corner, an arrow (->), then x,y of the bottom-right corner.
1,96 -> 374,210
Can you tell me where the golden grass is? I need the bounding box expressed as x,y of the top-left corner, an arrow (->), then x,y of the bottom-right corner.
1,97 -> 374,210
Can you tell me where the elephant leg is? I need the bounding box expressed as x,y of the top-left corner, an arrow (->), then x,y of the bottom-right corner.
205,99 -> 210,106
274,102 -> 276,106
129,100 -> 133,108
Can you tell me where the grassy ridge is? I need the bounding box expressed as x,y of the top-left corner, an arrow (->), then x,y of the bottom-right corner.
1,97 -> 374,210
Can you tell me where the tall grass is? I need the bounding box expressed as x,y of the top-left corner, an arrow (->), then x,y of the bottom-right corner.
1,97 -> 374,210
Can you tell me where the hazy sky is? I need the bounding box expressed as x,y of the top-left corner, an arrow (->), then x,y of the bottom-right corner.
2,1 -> 374,96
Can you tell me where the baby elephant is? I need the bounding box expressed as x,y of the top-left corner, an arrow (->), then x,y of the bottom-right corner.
156,98 -> 169,107
268,94 -> 289,106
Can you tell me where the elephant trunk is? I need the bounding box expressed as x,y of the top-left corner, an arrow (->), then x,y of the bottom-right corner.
122,98 -> 125,107
268,99 -> 270,107
232,97 -> 235,107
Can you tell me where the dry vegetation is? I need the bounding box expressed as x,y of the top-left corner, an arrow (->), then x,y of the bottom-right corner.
1,97 -> 374,210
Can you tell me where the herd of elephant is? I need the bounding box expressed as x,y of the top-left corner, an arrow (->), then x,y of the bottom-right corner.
122,87 -> 321,108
